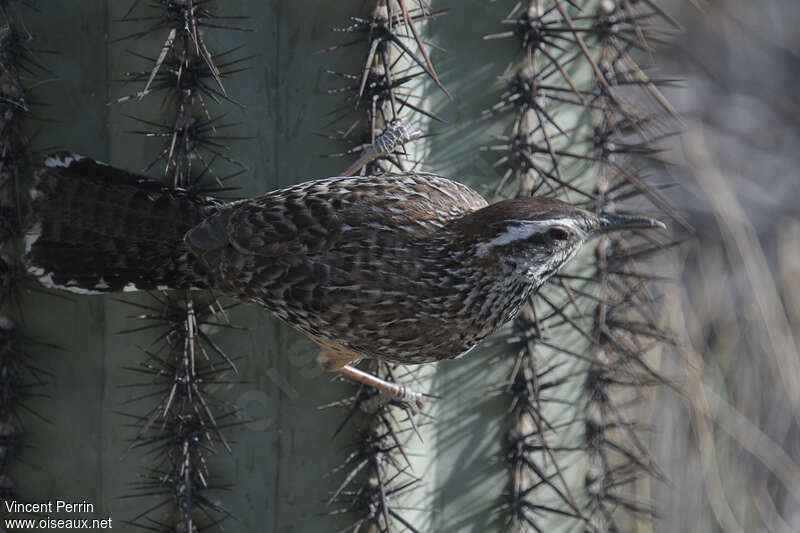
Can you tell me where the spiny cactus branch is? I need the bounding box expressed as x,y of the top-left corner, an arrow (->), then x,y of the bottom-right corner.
110,2 -> 249,530
479,0 -> 680,530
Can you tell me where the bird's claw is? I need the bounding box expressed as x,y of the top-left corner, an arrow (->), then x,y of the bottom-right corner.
387,385 -> 426,414
356,385 -> 426,414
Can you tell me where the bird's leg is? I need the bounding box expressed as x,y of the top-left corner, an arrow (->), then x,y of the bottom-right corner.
341,119 -> 421,176
317,347 -> 426,411
338,365 -> 426,412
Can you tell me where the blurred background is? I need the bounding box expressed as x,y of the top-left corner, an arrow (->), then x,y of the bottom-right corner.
651,1 -> 800,531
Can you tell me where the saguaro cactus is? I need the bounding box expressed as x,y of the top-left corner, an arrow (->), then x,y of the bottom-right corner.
426,1 -> 679,531
320,3 -> 444,531
7,1 -> 680,532
0,0 -> 44,516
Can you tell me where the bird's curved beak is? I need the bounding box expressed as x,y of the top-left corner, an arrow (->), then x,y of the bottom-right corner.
594,214 -> 667,234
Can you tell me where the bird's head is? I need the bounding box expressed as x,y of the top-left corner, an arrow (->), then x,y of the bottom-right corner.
453,196 -> 665,286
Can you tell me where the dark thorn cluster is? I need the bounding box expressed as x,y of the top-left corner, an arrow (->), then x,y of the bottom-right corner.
114,2 -> 251,190
323,1 -> 443,176
113,47 -> 251,108
495,320 -> 587,529
122,460 -> 234,532
111,2 -> 249,530
0,1 -> 47,517
482,1 -> 681,530
117,293 -> 244,531
321,359 -> 432,532
126,111 -> 248,191
0,318 -> 51,459
116,0 -> 251,98
325,399 -> 426,532
321,3 -> 444,530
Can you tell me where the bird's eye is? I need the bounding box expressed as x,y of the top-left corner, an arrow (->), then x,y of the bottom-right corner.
547,228 -> 569,241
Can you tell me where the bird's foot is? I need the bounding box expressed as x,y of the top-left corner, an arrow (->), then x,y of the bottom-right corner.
339,364 -> 427,413
341,119 -> 421,176
379,385 -> 426,414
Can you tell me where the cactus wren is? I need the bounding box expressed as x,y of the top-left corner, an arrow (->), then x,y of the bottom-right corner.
25,154 -> 664,405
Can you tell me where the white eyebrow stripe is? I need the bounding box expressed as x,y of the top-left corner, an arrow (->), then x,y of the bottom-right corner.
476,218 -> 587,256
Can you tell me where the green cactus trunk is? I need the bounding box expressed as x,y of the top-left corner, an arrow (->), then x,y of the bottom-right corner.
5,1 -> 679,532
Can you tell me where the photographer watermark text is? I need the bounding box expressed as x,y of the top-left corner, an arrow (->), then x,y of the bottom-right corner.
4,500 -> 112,529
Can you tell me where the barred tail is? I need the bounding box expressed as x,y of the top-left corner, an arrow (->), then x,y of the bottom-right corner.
24,153 -> 218,293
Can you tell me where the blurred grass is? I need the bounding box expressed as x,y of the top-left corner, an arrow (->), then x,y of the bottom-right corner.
648,1 -> 800,531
